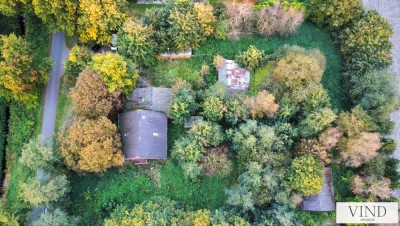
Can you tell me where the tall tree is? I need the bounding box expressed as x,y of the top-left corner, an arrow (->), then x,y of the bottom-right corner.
0,34 -> 52,108
58,116 -> 124,173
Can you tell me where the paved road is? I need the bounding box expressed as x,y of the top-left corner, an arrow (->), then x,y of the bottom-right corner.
31,32 -> 69,221
361,0 -> 400,199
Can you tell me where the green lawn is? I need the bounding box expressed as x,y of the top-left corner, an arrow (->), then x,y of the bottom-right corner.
68,161 -> 235,225
127,3 -> 164,18
189,22 -> 345,110
249,62 -> 274,95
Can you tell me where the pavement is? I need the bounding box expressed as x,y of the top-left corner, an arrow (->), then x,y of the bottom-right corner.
361,0 -> 400,198
31,32 -> 69,221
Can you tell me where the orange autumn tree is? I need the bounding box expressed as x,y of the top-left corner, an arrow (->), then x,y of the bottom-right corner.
59,116 -> 124,173
244,90 -> 279,119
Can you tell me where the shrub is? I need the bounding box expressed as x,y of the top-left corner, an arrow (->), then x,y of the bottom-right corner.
189,121 -> 224,147
339,132 -> 381,168
172,136 -> 205,163
256,4 -> 304,36
19,136 -> 60,171
200,145 -> 232,176
338,11 -> 393,75
117,17 -> 157,67
289,155 -> 324,196
19,175 -> 70,207
299,108 -> 337,137
70,70 -> 121,118
235,45 -> 264,71
211,210 -> 250,225
295,139 -> 331,165
201,96 -> 226,121
224,1 -> 253,38
225,95 -> 249,125
244,90 -> 279,119
305,0 -> 363,30
351,175 -> 391,200
32,208 -> 79,226
215,19 -> 229,40
168,83 -> 198,124
319,127 -> 342,150
336,106 -> 375,137
90,53 -> 138,95
350,69 -> 399,122
58,116 -> 124,173
181,161 -> 203,180
64,45 -> 92,78
194,2 -> 217,37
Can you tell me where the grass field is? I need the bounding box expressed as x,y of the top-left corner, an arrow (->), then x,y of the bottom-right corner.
189,22 -> 345,110
68,161 -> 235,225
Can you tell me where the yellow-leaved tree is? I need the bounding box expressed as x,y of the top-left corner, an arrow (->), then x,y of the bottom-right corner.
90,52 -> 138,95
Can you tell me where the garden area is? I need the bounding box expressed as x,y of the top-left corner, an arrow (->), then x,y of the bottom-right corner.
0,0 -> 399,225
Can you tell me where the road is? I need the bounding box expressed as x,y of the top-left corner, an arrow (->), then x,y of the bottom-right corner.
31,32 -> 69,221
361,0 -> 400,198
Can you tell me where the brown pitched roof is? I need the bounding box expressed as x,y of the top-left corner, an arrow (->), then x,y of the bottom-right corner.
301,167 -> 336,211
118,110 -> 168,161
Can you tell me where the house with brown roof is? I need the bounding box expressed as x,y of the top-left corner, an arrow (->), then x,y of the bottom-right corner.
217,59 -> 251,92
129,87 -> 173,113
301,167 -> 336,211
118,110 -> 168,164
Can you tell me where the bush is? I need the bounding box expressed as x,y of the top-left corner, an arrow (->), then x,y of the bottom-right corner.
299,108 -> 337,137
172,136 -> 205,163
33,208 -> 79,226
168,82 -> 198,124
336,106 -> 375,137
200,145 -> 232,176
19,136 -> 60,171
235,45 -> 264,71
223,1 -> 253,38
201,96 -> 226,122
295,139 -> 331,165
225,95 -> 249,125
350,69 -> 399,122
244,90 -> 279,119
338,11 -> 393,75
351,175 -> 391,200
117,17 -> 157,67
289,155 -> 324,196
58,116 -> 124,173
319,127 -> 342,150
19,175 -> 70,207
189,121 -> 224,147
339,132 -> 381,168
64,45 -> 92,78
256,4 -> 304,36
305,0 -> 363,30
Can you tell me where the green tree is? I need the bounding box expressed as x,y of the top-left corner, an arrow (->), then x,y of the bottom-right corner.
339,11 -> 393,76
0,204 -> 19,226
19,136 -> 60,171
0,34 -> 52,108
189,121 -> 224,147
32,208 -> 79,226
336,106 -> 375,137
235,45 -> 264,71
289,155 -> 324,196
305,0 -> 363,30
172,136 -> 205,163
201,96 -> 226,122
117,17 -> 157,67
299,107 -> 337,137
65,45 -> 92,78
19,175 -> 70,207
168,82 -> 197,124
58,116 -> 124,173
90,52 -> 138,95
0,0 -> 26,16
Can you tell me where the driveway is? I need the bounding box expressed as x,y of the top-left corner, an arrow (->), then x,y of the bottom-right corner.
31,32 -> 69,221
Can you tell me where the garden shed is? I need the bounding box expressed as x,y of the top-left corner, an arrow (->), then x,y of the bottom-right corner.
217,59 -> 251,92
118,110 -> 168,164
301,167 -> 335,211
129,87 -> 172,113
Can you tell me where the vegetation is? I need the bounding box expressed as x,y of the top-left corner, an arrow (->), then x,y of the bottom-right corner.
59,116 -> 124,173
32,208 -> 79,226
289,155 -> 324,196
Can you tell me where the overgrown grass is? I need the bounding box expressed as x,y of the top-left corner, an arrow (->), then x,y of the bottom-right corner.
249,62 -> 274,94
189,22 -> 345,110
55,77 -> 73,132
127,3 -> 164,18
68,161 -> 234,225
